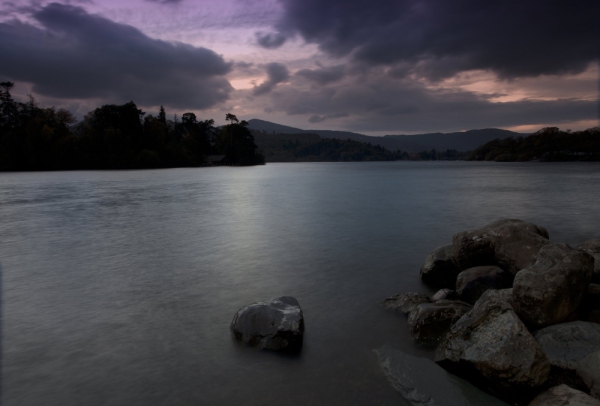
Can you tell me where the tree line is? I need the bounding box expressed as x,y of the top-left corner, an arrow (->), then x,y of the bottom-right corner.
0,82 -> 264,171
469,127 -> 600,162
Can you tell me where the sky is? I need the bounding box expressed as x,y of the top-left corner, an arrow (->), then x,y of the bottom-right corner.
0,0 -> 598,135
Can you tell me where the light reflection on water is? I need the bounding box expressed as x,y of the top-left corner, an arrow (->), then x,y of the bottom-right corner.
1,162 -> 599,405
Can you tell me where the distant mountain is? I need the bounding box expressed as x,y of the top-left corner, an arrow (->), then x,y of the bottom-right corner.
252,131 -> 407,162
247,119 -> 525,152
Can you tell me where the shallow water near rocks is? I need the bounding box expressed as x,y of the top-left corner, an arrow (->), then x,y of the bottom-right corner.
1,161 -> 599,405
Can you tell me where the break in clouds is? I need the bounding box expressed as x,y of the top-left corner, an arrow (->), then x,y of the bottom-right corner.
0,3 -> 233,109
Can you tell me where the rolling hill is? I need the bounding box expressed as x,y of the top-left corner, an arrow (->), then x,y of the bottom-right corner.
248,119 -> 524,153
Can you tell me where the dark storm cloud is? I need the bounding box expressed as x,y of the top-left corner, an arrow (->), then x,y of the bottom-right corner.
308,112 -> 348,123
264,0 -> 600,80
255,32 -> 287,49
0,3 -> 233,109
296,65 -> 345,85
252,62 -> 289,95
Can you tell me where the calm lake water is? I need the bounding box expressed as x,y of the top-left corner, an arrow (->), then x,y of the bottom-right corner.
2,162 -> 600,405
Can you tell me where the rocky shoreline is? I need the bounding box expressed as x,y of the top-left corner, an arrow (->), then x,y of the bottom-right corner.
383,219 -> 600,405
228,219 -> 599,405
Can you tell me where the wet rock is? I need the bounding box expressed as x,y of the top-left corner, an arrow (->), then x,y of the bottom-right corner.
231,296 -> 304,352
452,219 -> 549,275
534,321 -> 600,370
375,348 -> 509,406
534,321 -> 600,391
496,288 -> 513,306
579,240 -> 600,284
432,288 -> 459,302
576,352 -> 600,399
528,384 -> 600,406
382,292 -> 431,314
435,290 -> 550,402
407,300 -> 472,345
455,266 -> 512,304
513,244 -> 594,329
420,244 -> 462,288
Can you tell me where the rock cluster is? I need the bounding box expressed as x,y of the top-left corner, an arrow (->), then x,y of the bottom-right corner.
382,219 -> 600,405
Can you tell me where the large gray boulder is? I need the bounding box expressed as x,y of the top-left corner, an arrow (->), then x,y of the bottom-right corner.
455,266 -> 512,304
528,384 -> 600,406
435,290 -> 550,402
420,244 -> 462,288
231,296 -> 304,352
513,244 -> 594,329
534,321 -> 600,371
382,292 -> 431,314
577,352 -> 600,399
375,348 -> 509,406
534,321 -> 600,393
579,240 -> 600,284
452,219 -> 550,275
407,300 -> 472,345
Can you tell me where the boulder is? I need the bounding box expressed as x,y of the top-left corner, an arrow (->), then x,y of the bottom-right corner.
452,219 -> 549,274
579,240 -> 600,284
420,244 -> 462,288
577,352 -> 600,399
435,290 -> 550,402
528,384 -> 600,406
375,348 -> 509,406
534,321 -> 600,391
382,292 -> 431,314
496,288 -> 513,306
513,244 -> 594,329
407,300 -> 472,345
534,321 -> 600,370
432,288 -> 459,302
455,266 -> 512,304
230,296 -> 304,352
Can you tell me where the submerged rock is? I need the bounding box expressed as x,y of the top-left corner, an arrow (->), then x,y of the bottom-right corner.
375,348 -> 509,406
420,244 -> 462,288
528,384 -> 600,406
579,240 -> 600,284
407,300 -> 472,345
513,244 -> 594,329
435,290 -> 550,402
382,292 -> 431,314
231,296 -> 304,352
455,266 -> 512,304
452,219 -> 549,274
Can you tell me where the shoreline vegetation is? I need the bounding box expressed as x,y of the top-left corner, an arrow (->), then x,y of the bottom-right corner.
0,82 -> 264,171
468,127 -> 600,162
1,81 -> 598,171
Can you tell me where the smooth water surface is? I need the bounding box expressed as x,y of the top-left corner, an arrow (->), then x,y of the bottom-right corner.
1,162 -> 599,405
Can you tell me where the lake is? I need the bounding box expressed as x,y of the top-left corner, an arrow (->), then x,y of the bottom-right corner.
1,162 -> 599,405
